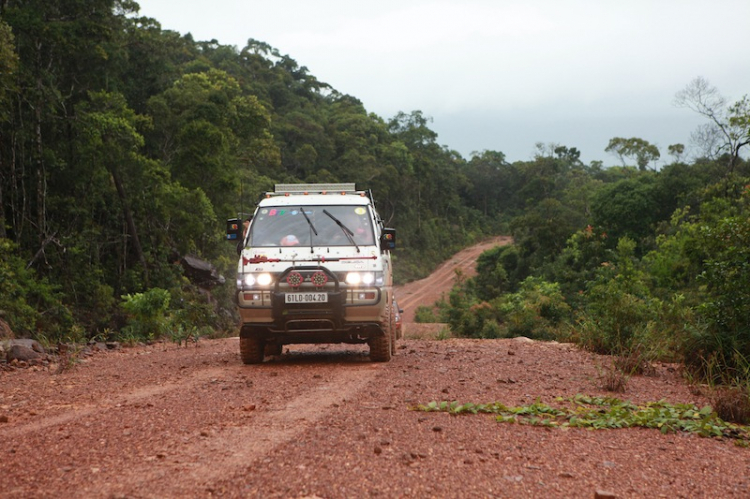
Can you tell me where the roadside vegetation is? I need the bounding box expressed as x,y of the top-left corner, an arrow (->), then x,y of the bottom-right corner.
1,2 -> 750,400
416,395 -> 750,444
425,164 -> 750,395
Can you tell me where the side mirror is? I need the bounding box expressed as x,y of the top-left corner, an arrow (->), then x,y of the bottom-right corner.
380,228 -> 396,251
226,218 -> 242,242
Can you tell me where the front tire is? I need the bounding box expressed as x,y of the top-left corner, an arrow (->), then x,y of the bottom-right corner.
390,323 -> 397,356
369,329 -> 392,362
239,327 -> 264,364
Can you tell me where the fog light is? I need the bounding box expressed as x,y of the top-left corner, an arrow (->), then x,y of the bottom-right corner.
311,271 -> 328,287
287,271 -> 303,287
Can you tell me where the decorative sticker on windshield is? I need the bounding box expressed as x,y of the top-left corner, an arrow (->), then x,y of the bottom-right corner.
355,207 -> 366,215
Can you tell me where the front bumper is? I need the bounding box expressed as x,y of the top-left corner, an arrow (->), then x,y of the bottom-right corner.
237,265 -> 387,335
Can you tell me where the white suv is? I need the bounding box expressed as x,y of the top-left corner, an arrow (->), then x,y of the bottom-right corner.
227,184 -> 398,363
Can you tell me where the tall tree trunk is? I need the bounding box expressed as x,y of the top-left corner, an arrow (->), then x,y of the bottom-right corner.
35,88 -> 45,238
0,173 -> 5,239
109,164 -> 150,286
0,130 -> 5,239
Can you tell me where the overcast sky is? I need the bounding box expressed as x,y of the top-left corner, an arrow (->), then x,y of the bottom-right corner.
135,0 -> 750,166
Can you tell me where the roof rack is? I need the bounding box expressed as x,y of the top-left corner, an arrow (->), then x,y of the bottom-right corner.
273,183 -> 358,195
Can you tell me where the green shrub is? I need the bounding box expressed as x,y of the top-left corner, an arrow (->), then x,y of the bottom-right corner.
577,287 -> 656,355
120,287 -> 171,341
499,277 -> 570,340
682,207 -> 750,381
547,225 -> 612,307
575,237 -> 658,355
168,284 -> 228,338
414,305 -> 439,323
0,238 -> 72,339
474,244 -> 523,299
479,318 -> 503,339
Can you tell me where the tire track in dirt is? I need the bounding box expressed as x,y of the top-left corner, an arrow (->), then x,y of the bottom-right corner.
82,363 -> 381,498
0,366 -> 232,439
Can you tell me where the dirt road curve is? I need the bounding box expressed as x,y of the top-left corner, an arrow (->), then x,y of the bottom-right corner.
2,239 -> 749,498
396,236 -> 511,322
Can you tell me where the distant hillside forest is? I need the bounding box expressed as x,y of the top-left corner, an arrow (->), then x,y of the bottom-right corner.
1,1 -> 750,382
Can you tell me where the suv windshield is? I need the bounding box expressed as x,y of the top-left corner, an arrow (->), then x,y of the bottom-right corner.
248,205 -> 375,247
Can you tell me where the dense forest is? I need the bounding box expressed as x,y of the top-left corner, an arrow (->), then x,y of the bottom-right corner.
1,1 -> 749,385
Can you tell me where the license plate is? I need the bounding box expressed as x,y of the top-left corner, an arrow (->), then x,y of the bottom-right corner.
285,292 -> 328,304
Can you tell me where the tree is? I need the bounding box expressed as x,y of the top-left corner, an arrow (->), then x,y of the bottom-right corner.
0,20 -> 17,119
590,174 -> 660,245
510,197 -> 582,270
116,15 -> 198,114
0,20 -> 18,239
76,91 -> 151,285
674,77 -> 750,175
147,69 -> 277,218
533,142 -> 583,167
1,0 -> 138,246
605,137 -> 660,170
554,145 -> 583,166
667,143 -> 685,163
464,150 -> 510,216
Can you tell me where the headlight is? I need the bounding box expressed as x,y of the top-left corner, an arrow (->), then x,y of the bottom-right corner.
241,273 -> 274,287
345,272 -> 383,286
345,272 -> 362,285
257,273 -> 273,286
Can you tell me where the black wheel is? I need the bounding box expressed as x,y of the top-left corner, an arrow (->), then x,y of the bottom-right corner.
389,305 -> 397,356
369,329 -> 392,362
239,327 -> 264,364
390,324 -> 397,356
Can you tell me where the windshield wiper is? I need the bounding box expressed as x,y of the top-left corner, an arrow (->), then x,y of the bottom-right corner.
323,209 -> 360,253
300,207 -> 317,253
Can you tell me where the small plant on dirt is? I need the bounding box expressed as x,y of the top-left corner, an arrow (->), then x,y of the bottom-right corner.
597,362 -> 629,393
711,387 -> 750,425
613,346 -> 656,376
697,349 -> 750,424
169,324 -> 203,347
682,368 -> 705,397
435,326 -> 452,340
63,324 -> 88,345
54,342 -> 84,374
117,330 -> 143,347
415,394 -> 750,441
414,305 -> 438,323
595,345 -> 657,393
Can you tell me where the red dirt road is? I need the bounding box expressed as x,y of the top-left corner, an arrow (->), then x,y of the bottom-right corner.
2,237 -> 748,498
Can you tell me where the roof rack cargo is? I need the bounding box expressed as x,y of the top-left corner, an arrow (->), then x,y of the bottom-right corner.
274,183 -> 358,195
